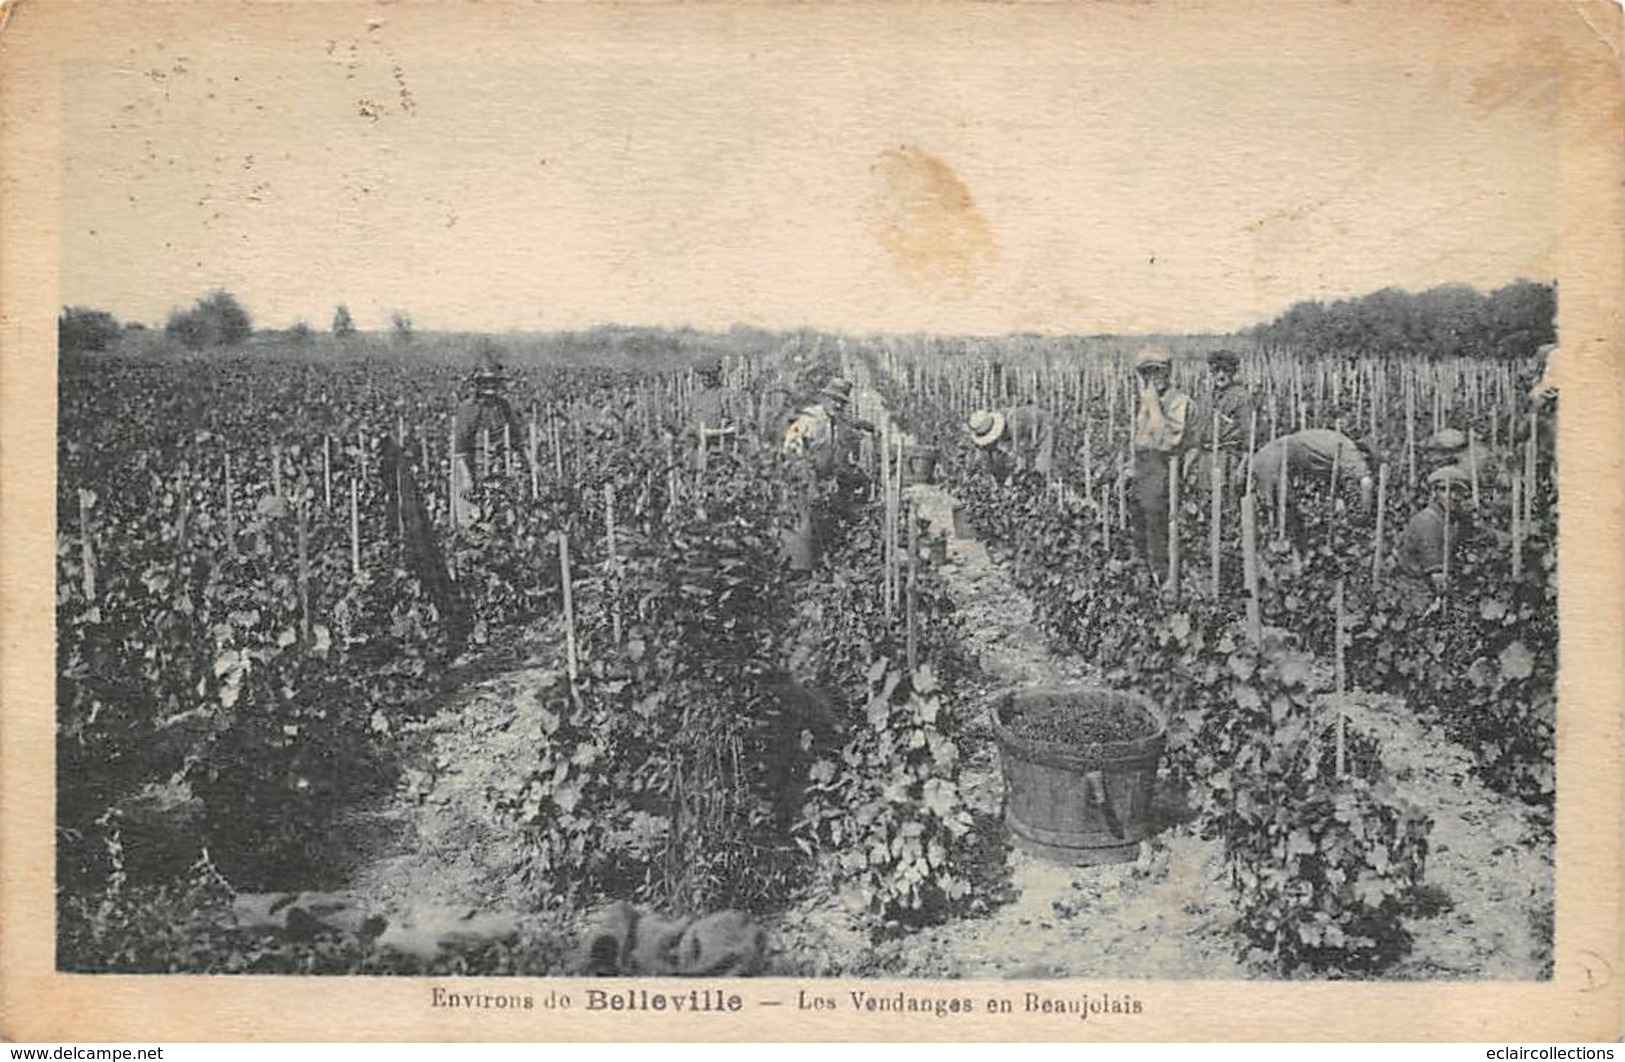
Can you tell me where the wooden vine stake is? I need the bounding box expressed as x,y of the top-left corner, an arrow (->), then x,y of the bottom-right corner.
1166,453 -> 1181,595
271,444 -> 283,499
1277,448 -> 1289,542
295,472 -> 311,645
1405,382 -> 1417,495
879,425 -> 892,620
558,531 -> 579,682
78,488 -> 97,603
1510,476 -> 1523,580
1334,577 -> 1347,779
1117,451 -> 1128,530
504,423 -> 514,479
1246,409 -> 1258,497
604,484 -> 622,645
447,418 -> 457,526
1372,462 -> 1388,585
905,499 -> 919,673
323,435 -> 333,509
480,427 -> 491,481
1524,410 -> 1537,533
223,452 -> 236,555
1440,481 -> 1451,591
1100,483 -> 1111,551
1467,430 -> 1481,507
529,418 -> 540,499
1209,412 -> 1222,597
349,474 -> 361,576
552,413 -> 564,480
1241,491 -> 1261,646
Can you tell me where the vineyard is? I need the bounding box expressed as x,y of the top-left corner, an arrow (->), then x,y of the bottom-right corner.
56,329 -> 1555,980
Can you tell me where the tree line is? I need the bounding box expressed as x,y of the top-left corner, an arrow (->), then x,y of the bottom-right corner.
60,279 -> 1558,359
1245,280 -> 1555,361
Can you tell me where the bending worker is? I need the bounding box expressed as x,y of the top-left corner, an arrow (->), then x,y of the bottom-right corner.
967,402 -> 1056,485
452,346 -> 526,528
781,377 -> 865,570
1248,427 -> 1375,559
1128,345 -> 1192,582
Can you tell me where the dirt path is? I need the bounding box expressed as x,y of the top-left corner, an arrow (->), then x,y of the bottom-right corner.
333,412 -> 1552,980
775,467 -> 1550,980
340,625 -> 571,914
780,374 -> 1551,979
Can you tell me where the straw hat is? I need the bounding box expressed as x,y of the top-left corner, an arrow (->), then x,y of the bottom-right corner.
1207,349 -> 1240,372
968,409 -> 1006,447
1133,346 -> 1170,373
1423,428 -> 1467,454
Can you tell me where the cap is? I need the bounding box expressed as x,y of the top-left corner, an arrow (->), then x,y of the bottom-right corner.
1133,346 -> 1171,372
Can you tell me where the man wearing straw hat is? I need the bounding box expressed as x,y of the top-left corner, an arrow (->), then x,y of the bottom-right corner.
967,404 -> 1055,485
452,343 -> 527,529
1397,465 -> 1474,586
1126,345 -> 1191,583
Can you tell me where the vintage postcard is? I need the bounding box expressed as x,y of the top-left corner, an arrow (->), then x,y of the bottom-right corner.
2,0 -> 1621,1043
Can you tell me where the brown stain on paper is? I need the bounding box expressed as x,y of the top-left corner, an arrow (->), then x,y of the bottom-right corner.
868,144 -> 997,293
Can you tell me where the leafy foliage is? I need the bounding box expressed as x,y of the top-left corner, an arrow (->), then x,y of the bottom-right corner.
59,306 -> 124,353
166,290 -> 253,350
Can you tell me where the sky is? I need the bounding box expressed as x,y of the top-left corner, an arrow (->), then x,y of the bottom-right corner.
58,5 -> 1562,337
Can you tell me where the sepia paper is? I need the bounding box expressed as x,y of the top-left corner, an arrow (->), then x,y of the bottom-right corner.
2,0 -> 1621,1043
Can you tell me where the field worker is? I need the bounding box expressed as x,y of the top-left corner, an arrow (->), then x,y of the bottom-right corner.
1249,428 -> 1375,558
967,403 -> 1056,485
820,377 -> 877,479
1424,426 -> 1506,491
1188,348 -> 1256,498
1127,345 -> 1192,582
1397,465 -> 1474,584
781,378 -> 861,570
689,355 -> 744,468
755,380 -> 796,447
452,346 -> 526,528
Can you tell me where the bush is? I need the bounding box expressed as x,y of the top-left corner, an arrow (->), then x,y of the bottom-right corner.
165,290 -> 253,350
332,305 -> 356,338
59,306 -> 123,353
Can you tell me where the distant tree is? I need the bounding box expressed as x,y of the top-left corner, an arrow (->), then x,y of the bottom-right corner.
391,310 -> 414,344
1249,281 -> 1554,361
58,306 -> 122,352
289,320 -> 313,345
332,304 -> 357,338
164,289 -> 253,350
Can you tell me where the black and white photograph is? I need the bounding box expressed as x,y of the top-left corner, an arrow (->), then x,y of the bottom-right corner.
4,0 -> 1622,1043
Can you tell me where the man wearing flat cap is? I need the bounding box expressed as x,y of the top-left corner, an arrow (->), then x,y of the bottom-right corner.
1127,345 -> 1193,583
1188,348 -> 1256,503
1397,464 -> 1475,585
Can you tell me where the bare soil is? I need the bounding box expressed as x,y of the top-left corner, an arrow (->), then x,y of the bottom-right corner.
336,478 -> 1552,981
